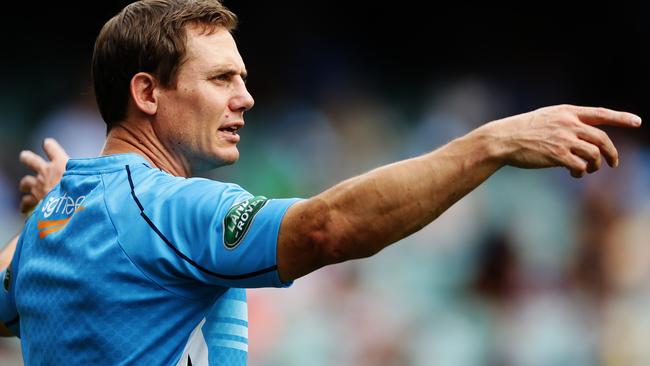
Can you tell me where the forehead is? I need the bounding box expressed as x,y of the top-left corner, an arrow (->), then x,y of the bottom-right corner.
183,25 -> 244,72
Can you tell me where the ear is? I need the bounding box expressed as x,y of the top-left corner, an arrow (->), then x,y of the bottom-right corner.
130,72 -> 159,116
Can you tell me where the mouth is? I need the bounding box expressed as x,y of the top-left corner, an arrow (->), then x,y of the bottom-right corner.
218,122 -> 244,143
219,125 -> 241,135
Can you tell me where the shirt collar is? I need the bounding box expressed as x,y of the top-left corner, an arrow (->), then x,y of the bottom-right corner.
65,153 -> 151,174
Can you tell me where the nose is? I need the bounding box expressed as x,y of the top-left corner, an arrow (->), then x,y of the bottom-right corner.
229,79 -> 255,113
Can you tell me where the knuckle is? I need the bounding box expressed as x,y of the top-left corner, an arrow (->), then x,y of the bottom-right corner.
596,129 -> 609,144
560,147 -> 572,158
557,115 -> 577,128
594,107 -> 609,119
588,145 -> 600,159
555,117 -> 569,128
550,144 -> 567,157
556,130 -> 574,142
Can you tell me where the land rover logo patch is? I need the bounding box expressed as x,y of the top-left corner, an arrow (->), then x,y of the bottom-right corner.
3,267 -> 10,292
223,196 -> 268,249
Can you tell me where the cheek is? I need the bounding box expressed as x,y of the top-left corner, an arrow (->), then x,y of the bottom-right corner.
189,94 -> 225,130
160,85 -> 229,140
155,111 -> 194,151
169,93 -> 209,131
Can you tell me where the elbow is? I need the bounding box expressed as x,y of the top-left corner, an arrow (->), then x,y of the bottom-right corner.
306,225 -> 346,267
279,196 -> 360,281
302,198 -> 348,267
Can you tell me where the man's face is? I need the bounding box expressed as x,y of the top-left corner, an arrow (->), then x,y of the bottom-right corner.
155,25 -> 254,172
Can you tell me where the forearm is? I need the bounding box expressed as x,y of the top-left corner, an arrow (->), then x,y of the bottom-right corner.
321,130 -> 501,251
278,127 -> 504,280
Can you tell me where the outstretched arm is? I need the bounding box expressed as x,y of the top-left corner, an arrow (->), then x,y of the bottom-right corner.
276,105 -> 641,281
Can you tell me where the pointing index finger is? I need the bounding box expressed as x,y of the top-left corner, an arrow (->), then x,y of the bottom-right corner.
574,106 -> 642,127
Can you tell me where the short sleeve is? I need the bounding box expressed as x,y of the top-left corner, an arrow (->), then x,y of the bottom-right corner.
129,173 -> 302,290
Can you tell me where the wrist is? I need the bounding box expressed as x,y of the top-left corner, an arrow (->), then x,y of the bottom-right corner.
464,121 -> 509,169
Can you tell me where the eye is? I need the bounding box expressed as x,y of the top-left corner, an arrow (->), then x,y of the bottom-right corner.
209,71 -> 247,85
211,74 -> 231,82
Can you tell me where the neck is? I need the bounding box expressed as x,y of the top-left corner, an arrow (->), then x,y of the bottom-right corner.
101,121 -> 191,177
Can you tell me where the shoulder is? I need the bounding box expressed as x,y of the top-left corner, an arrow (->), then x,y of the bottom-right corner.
143,168 -> 247,200
122,165 -> 251,214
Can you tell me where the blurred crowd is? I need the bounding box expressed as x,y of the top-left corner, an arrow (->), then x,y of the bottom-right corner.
0,73 -> 648,366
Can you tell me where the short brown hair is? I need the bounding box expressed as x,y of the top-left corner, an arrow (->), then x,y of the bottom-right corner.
92,0 -> 238,129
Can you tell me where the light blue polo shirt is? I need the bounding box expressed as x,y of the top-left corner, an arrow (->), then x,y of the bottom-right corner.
0,153 -> 299,365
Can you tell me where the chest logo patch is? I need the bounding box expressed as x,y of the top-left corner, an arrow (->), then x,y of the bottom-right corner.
223,196 -> 268,249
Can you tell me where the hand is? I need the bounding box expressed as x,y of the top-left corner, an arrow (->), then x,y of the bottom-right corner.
18,138 -> 69,214
480,104 -> 642,178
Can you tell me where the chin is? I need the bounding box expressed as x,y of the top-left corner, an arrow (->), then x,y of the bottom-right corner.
219,155 -> 239,166
193,148 -> 240,172
217,147 -> 240,165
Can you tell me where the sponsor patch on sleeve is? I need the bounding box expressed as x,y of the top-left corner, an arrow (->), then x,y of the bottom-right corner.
223,196 -> 268,249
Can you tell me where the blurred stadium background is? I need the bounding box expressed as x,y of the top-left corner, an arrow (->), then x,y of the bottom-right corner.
1,1 -> 650,365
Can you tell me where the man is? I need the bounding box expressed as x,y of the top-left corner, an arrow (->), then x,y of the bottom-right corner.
0,0 -> 642,364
